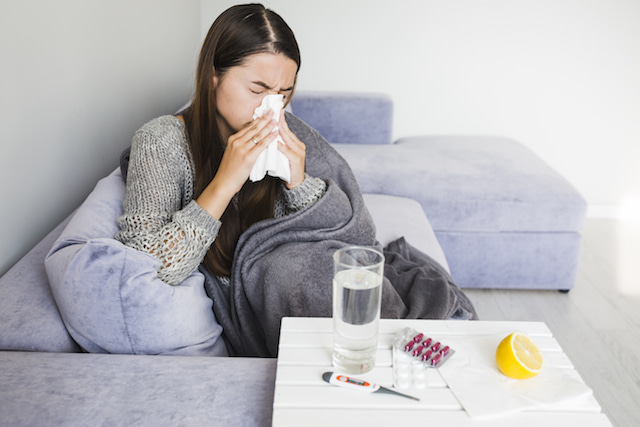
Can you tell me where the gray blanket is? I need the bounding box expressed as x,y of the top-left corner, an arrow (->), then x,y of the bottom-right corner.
202,113 -> 477,357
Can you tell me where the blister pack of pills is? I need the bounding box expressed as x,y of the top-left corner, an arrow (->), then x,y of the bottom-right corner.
392,327 -> 455,390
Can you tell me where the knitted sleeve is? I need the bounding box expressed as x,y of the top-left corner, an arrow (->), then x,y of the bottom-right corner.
273,173 -> 327,218
115,117 -> 221,286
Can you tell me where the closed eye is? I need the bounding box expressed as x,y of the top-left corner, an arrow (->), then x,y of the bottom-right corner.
251,81 -> 294,95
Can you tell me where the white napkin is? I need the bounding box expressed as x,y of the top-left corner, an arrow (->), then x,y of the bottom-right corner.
249,94 -> 291,183
438,334 -> 593,420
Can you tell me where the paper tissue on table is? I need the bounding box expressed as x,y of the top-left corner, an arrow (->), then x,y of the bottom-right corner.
437,334 -> 593,420
249,94 -> 291,183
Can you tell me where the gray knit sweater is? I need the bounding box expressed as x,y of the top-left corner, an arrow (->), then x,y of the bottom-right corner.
115,115 -> 327,285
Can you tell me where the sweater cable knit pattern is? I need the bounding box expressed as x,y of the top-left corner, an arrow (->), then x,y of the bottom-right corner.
116,115 -> 326,286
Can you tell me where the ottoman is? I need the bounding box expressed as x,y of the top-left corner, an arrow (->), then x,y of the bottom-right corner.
333,136 -> 587,290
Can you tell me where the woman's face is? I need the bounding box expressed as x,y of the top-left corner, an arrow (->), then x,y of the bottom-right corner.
213,52 -> 298,141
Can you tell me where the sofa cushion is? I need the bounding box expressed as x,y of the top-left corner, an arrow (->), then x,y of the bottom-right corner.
334,136 -> 587,233
291,91 -> 393,145
0,352 -> 277,426
45,168 -> 227,356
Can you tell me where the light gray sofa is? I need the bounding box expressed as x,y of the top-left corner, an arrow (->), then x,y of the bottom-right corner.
0,91 -> 586,425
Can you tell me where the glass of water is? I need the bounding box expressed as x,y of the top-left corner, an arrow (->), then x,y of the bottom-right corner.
332,246 -> 384,374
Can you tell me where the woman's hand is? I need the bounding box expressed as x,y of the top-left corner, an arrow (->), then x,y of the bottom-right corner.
278,113 -> 306,189
196,111 -> 277,219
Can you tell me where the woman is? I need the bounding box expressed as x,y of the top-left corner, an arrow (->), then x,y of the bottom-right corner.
117,3 -> 476,357
117,4 -> 326,286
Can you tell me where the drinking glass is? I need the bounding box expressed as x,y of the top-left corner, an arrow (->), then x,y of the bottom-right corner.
332,246 -> 384,374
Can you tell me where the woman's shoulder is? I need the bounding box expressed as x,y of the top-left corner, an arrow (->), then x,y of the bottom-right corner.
135,115 -> 186,140
126,115 -> 194,190
132,115 -> 189,153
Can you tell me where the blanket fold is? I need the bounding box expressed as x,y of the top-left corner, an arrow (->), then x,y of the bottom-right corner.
202,113 -> 477,357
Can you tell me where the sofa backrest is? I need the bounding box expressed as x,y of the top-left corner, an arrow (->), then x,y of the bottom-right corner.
290,91 -> 393,145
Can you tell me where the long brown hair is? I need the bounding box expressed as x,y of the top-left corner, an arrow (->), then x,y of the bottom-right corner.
182,4 -> 301,277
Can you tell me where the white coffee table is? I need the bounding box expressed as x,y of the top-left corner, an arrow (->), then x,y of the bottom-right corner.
272,317 -> 612,426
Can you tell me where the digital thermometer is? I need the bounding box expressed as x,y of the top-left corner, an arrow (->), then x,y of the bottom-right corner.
322,371 -> 420,401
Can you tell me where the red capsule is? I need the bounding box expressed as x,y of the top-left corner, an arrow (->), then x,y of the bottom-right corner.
404,340 -> 416,352
431,342 -> 441,352
421,349 -> 433,362
440,346 -> 450,356
431,354 -> 443,366
421,338 -> 433,348
413,346 -> 424,357
412,333 -> 424,343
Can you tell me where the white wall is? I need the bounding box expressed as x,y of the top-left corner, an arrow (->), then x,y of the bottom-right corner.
202,0 -> 640,219
0,0 -> 201,276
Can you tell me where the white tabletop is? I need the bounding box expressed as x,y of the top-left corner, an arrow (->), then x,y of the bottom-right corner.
272,317 -> 613,426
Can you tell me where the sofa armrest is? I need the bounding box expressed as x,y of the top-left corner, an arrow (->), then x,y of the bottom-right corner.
290,91 -> 393,145
0,214 -> 80,353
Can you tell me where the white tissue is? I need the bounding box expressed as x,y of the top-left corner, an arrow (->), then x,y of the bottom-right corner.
437,334 -> 593,420
249,94 -> 291,183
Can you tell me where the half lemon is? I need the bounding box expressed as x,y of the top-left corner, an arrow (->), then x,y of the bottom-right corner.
495,332 -> 544,379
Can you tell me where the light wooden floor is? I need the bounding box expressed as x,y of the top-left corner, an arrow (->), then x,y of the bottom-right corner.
463,218 -> 640,427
